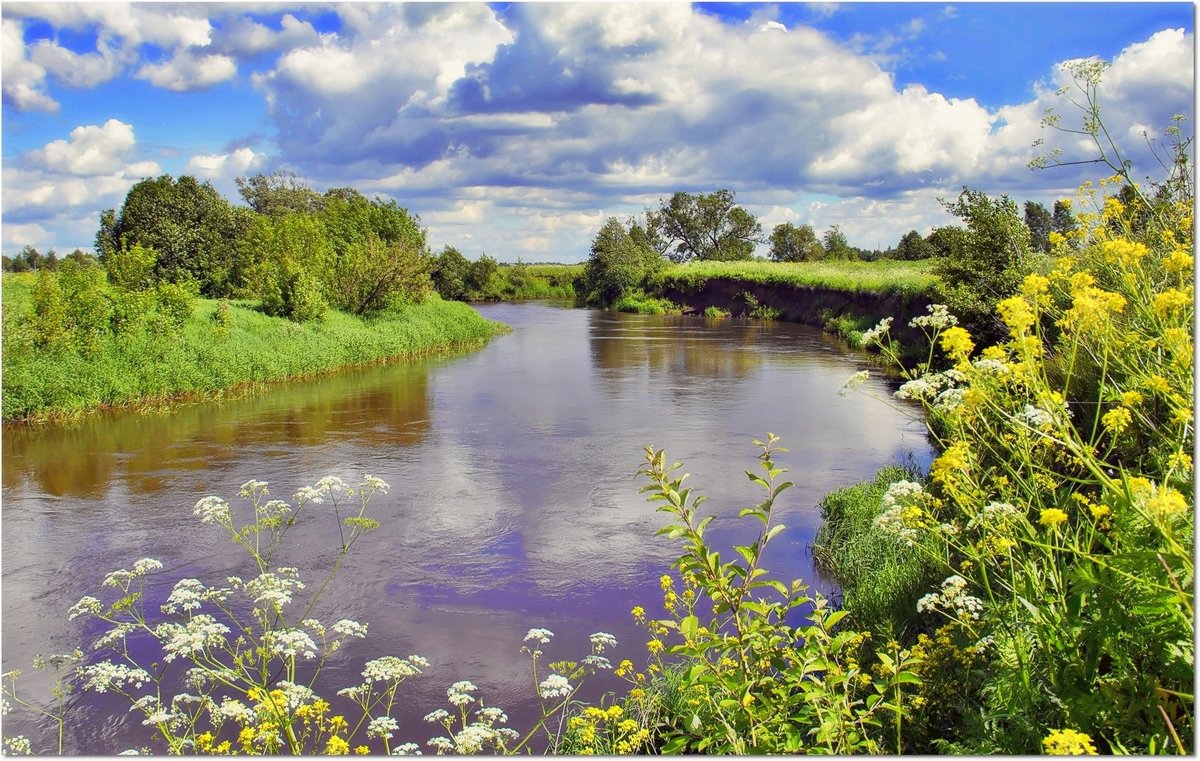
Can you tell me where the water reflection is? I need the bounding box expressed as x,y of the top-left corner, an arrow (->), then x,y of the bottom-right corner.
1,302 -> 932,753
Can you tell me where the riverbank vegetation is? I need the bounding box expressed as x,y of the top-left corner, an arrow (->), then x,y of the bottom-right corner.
2,270 -> 503,422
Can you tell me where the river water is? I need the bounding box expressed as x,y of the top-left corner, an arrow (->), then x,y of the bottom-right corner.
1,301 -> 932,753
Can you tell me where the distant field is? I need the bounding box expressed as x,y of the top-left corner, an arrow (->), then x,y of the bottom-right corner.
655,259 -> 939,298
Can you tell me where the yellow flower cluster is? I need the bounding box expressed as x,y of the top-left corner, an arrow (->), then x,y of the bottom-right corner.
1042,728 -> 1098,755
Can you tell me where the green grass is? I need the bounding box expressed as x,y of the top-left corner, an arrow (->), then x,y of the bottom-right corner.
2,274 -> 506,422
486,263 -> 584,300
810,464 -> 939,642
654,259 -> 939,298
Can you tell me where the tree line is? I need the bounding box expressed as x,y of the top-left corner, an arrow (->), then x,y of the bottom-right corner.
580,187 -> 1084,342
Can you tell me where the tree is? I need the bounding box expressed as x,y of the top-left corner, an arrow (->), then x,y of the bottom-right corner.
768,222 -> 824,262
822,225 -> 855,260
236,171 -> 326,218
96,175 -> 248,296
432,245 -> 471,301
893,230 -> 936,261
583,217 -> 663,306
1051,199 -> 1077,238
464,254 -> 498,295
934,188 -> 1032,342
1023,201 -> 1052,253
927,225 -> 969,259
650,189 -> 764,262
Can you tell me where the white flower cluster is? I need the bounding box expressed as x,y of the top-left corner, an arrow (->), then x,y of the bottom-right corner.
582,655 -> 612,670
216,697 -> 256,725
860,317 -> 893,346
257,499 -> 292,520
1017,404 -> 1054,428
933,387 -> 966,412
68,596 -> 103,621
968,501 -> 1022,530
239,479 -> 269,499
447,680 -> 478,707
80,661 -> 152,693
368,716 -> 399,740
244,571 -> 306,610
972,357 -> 1010,376
363,475 -> 390,494
332,619 -> 368,638
909,303 -> 958,331
838,370 -> 871,396
362,655 -> 429,683
524,628 -> 554,644
872,480 -> 925,546
155,615 -> 231,662
131,695 -> 183,729
476,706 -> 507,724
391,742 -> 422,755
161,578 -> 228,614
4,735 -> 33,755
424,709 -> 451,724
93,623 -> 135,650
588,631 -> 617,651
103,558 -> 163,589
273,681 -> 317,712
265,628 -> 318,660
193,496 -> 231,526
916,575 -> 985,621
538,673 -> 572,699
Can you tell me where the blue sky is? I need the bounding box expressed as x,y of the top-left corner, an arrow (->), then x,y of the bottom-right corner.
2,2 -> 1194,260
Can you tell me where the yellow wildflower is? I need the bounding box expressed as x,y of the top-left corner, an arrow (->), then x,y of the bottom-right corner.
1101,407 -> 1132,435
1043,728 -> 1098,755
646,639 -> 664,654
630,606 -> 645,621
1021,273 -> 1051,304
1167,451 -> 1193,472
940,326 -> 975,362
325,736 -> 351,755
1143,374 -> 1171,395
1146,488 -> 1189,519
997,296 -> 1036,336
1164,248 -> 1194,274
1120,390 -> 1144,407
1038,508 -> 1069,528
930,442 -> 970,489
629,688 -> 645,701
659,574 -> 673,591
615,659 -> 634,677
354,746 -> 370,755
1153,288 -> 1192,318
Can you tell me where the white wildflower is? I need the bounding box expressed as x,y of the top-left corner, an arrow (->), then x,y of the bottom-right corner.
916,592 -> 940,614
368,716 -> 399,740
68,596 -> 102,620
476,706 -> 508,724
582,655 -> 612,670
524,628 -> 554,644
909,303 -> 958,330
427,737 -> 454,753
315,476 -> 350,494
239,479 -> 268,498
363,475 -> 390,494
293,486 -> 324,504
155,615 -> 230,662
80,661 -> 152,693
538,674 -> 572,699
216,698 -> 256,725
453,725 -> 496,754
274,681 -> 317,711
132,558 -> 163,576
363,655 -> 426,682
589,632 -> 618,651
447,680 -> 477,706
424,709 -> 451,724
193,496 -> 231,525
93,623 -> 135,650
259,499 -> 291,519
4,735 -> 33,755
1,698 -> 10,716
1018,404 -> 1054,428
860,317 -> 893,346
244,572 -> 304,610
934,387 -> 965,412
894,376 -> 939,401
839,370 -> 870,396
265,629 -> 318,660
332,619 -> 368,638
162,578 -> 206,614
973,357 -> 1010,375
391,743 -> 422,755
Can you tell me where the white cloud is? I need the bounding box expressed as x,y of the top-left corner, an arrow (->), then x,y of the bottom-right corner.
137,50 -> 237,92
185,147 -> 266,179
2,18 -> 57,112
38,119 -> 138,176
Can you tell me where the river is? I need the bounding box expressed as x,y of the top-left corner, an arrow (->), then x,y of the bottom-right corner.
1,301 -> 932,753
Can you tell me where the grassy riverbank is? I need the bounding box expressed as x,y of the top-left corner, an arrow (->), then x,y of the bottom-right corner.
2,273 -> 505,422
652,259 -> 938,299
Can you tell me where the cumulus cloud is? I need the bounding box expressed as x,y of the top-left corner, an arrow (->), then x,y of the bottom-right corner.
185,147 -> 267,179
3,120 -> 161,251
2,18 -> 58,112
137,50 -> 237,91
